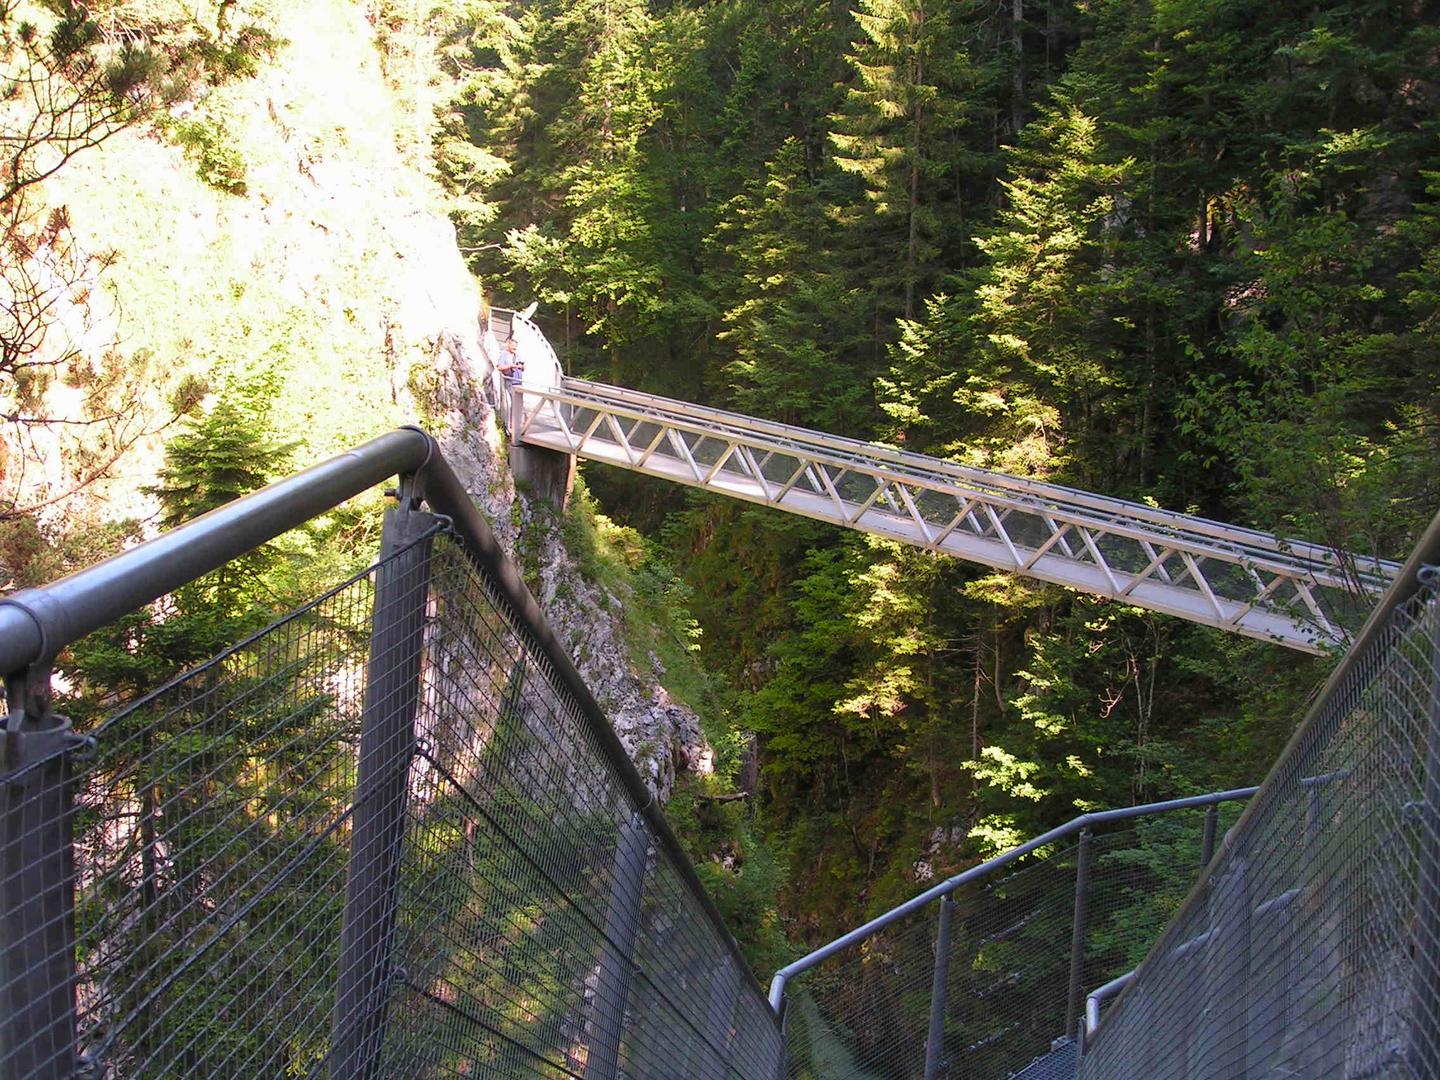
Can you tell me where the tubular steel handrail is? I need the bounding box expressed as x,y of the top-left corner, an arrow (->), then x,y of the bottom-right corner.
1084,970 -> 1136,1042
766,785 -> 1259,1012
0,429 -> 433,677
511,375 -> 1399,652
0,427 -> 781,1080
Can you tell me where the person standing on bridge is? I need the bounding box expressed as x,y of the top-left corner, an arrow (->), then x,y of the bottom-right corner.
497,337 -> 524,386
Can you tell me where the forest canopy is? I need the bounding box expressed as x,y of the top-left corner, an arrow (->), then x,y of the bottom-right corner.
0,0 -> 1434,956
429,0 -> 1440,936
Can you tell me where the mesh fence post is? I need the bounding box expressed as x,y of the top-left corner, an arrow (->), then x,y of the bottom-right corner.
922,895 -> 956,1080
589,812 -> 650,1080
330,496 -> 436,1080
0,671 -> 83,1080
701,955 -> 740,1080
1409,581 -> 1440,1076
1194,854 -> 1249,1080
770,988 -> 789,1080
1201,805 -> 1218,867
1065,828 -> 1095,1038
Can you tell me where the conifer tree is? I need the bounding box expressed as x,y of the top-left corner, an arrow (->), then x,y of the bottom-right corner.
430,0 -> 524,245
828,0 -> 977,319
67,376 -> 298,697
880,90 -> 1131,479
712,138 -> 871,431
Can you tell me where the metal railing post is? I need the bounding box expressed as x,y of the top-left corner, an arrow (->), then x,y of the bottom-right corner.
1409,574 -> 1440,1076
1065,828 -> 1095,1038
1194,853 -> 1249,1080
330,491 -> 436,1080
1200,804 -> 1218,867
509,383 -> 524,445
589,813 -> 650,1080
0,670 -> 84,1080
923,895 -> 956,1080
768,1007 -> 787,1080
701,955 -> 739,1080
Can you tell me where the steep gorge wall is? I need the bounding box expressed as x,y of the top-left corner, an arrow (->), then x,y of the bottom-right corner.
11,0 -> 704,798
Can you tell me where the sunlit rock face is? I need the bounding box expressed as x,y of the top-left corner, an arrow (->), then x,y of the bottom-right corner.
18,0 -> 703,800
301,6 -> 707,804
422,309 -> 706,803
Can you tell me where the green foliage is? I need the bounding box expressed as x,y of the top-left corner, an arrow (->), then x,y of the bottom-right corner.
0,0 -> 279,203
711,138 -> 873,431
147,377 -> 293,526
829,0 -> 983,317
366,0 -> 1440,976
69,376 -> 298,695
22,0 -> 1436,1006
163,107 -> 249,193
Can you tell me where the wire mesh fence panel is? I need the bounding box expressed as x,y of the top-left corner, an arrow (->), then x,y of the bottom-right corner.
942,844 -> 1077,1079
1,513 -> 780,1080
63,552 -> 389,1079
376,535 -> 782,1080
783,908 -> 935,1080
781,808 -> 1240,1080
1080,806 -> 1245,993
1079,580 -> 1440,1080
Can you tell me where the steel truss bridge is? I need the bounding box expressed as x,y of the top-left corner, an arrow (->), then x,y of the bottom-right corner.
491,310 -> 1398,653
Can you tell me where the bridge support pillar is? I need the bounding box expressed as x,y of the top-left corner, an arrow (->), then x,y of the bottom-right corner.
510,443 -> 575,511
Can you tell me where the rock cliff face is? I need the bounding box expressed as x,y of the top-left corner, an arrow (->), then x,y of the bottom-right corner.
421,319 -> 707,802
23,0 -> 706,799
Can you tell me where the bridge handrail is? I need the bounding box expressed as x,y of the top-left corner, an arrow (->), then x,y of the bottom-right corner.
559,377 -> 1395,581
766,784 -> 1260,1012
0,429 -> 432,677
0,426 -> 772,1015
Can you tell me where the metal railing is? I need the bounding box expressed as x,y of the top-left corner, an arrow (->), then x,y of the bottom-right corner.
0,428 -> 783,1079
510,376 -> 1397,653
767,787 -> 1257,1079
1076,510 -> 1440,1078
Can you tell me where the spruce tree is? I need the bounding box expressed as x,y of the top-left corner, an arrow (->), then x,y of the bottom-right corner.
712,138 -> 871,431
828,0 -> 978,319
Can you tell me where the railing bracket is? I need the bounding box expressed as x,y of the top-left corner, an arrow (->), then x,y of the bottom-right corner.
2,667 -> 89,775
0,718 -> 88,778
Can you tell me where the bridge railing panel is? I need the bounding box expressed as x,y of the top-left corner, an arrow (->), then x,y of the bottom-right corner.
1077,518 -> 1440,1079
775,804 -> 1245,1080
0,431 -> 780,1080
63,550 -> 387,1079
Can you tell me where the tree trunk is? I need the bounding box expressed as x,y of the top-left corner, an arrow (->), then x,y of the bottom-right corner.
906,5 -> 925,320
1011,0 -> 1025,135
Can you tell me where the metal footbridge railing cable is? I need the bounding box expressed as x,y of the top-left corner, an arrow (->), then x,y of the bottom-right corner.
506,372 -> 1399,654
0,428 -> 784,1080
